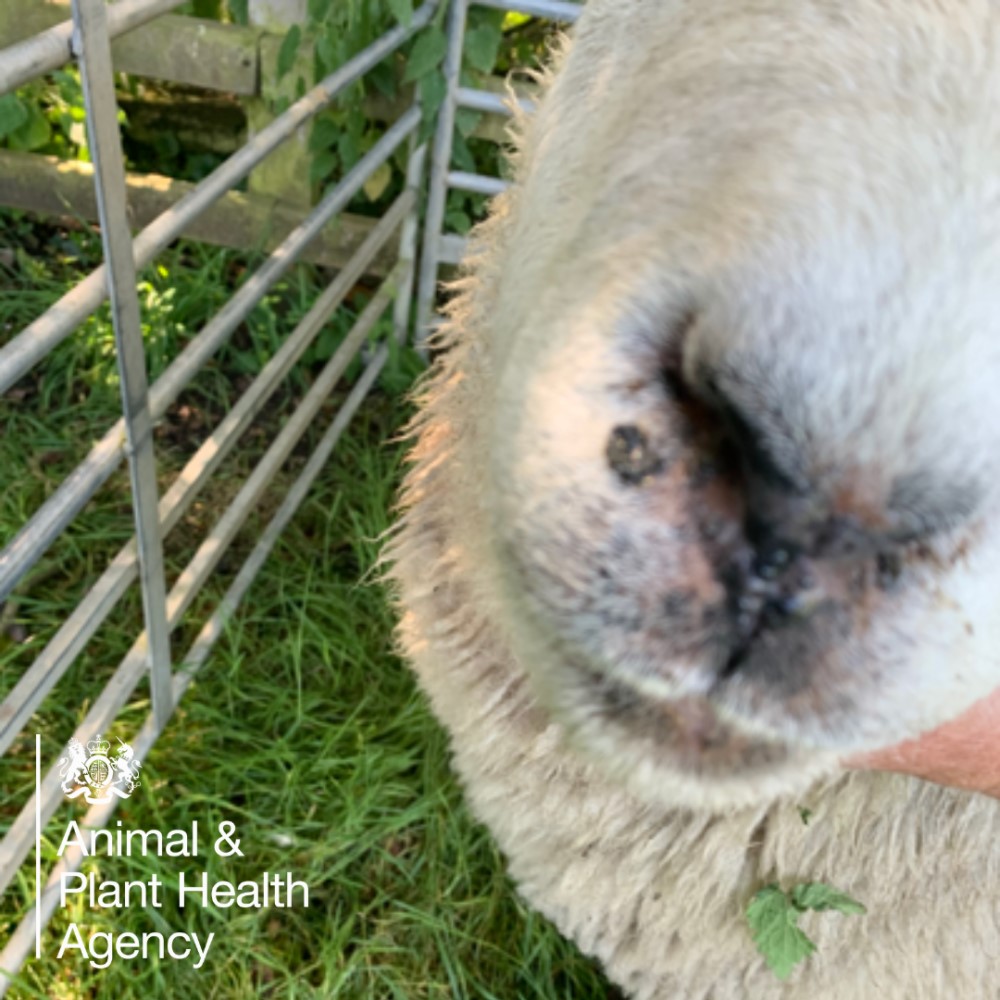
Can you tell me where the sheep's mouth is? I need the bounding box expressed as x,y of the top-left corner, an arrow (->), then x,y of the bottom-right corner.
581,666 -> 776,761
566,657 -> 810,788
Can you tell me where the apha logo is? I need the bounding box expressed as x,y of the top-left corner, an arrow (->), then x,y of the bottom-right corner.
59,734 -> 142,804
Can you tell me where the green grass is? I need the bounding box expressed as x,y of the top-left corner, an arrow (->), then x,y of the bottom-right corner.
0,208 -> 613,998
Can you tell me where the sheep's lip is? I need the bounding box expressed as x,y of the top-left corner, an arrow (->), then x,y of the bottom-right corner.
577,662 -> 793,767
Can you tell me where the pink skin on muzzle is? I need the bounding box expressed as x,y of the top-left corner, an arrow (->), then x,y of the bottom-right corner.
846,686 -> 1000,800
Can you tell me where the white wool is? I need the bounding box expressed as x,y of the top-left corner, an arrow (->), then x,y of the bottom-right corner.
388,2 -> 1000,995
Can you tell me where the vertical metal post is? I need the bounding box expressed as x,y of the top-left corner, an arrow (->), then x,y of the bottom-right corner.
415,0 -> 469,346
392,134 -> 429,346
71,0 -> 173,728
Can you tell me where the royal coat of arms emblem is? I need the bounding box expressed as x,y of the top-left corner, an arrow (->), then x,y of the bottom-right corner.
58,734 -> 142,803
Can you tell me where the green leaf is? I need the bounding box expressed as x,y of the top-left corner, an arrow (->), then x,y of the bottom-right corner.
227,0 -> 248,24
363,161 -> 392,202
470,6 -> 506,30
403,28 -> 447,83
0,94 -> 29,139
309,116 -> 341,153
276,24 -> 302,81
419,70 -> 446,121
386,0 -> 413,27
464,23 -> 502,74
379,335 -> 425,396
445,208 -> 472,235
450,131 -> 476,173
455,107 -> 482,138
791,883 -> 867,916
746,885 -> 816,982
309,149 -> 337,184
337,129 -> 361,170
315,31 -> 339,75
368,60 -> 397,99
8,105 -> 52,151
798,807 -> 813,825
312,325 -> 339,364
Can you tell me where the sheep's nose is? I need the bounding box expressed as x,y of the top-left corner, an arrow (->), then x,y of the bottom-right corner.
689,374 -> 837,630
730,521 -> 826,639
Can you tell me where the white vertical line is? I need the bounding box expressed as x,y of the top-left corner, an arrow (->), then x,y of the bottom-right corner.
35,733 -> 40,960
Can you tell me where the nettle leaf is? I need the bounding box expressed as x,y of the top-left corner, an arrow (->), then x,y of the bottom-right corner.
464,23 -> 502,74
0,94 -> 29,139
386,0 -> 413,28
403,28 -> 447,83
277,24 -> 302,81
746,885 -> 816,982
747,882 -> 866,982
791,882 -> 867,916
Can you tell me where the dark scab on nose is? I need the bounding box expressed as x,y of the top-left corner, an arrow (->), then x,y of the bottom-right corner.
607,425 -> 666,485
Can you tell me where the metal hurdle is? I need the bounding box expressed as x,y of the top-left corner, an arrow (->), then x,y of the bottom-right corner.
0,0 -> 435,987
415,0 -> 581,339
0,0 -> 583,988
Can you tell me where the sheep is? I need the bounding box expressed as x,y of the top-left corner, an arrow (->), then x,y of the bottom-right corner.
387,1 -> 1000,996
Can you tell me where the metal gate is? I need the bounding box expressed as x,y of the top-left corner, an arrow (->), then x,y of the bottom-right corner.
0,0 -> 579,989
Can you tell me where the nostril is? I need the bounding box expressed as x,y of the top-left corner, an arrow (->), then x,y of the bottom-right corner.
723,550 -> 824,655
745,512 -> 799,577
751,540 -> 794,580
661,364 -> 691,403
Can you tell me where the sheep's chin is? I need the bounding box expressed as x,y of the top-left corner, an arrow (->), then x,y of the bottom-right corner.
539,667 -> 838,812
495,612 -> 837,811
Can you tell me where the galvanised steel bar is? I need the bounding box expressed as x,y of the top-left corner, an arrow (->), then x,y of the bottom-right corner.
392,135 -> 430,345
0,106 -> 421,606
72,0 -> 173,729
415,0 -> 581,345
416,0 -> 470,343
0,192 -> 414,757
446,169 -> 508,196
475,0 -> 581,20
0,342 -> 392,994
438,232 -> 469,266
455,85 -> 533,116
0,0 -> 186,97
0,0 -> 439,395
0,262 -> 407,899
